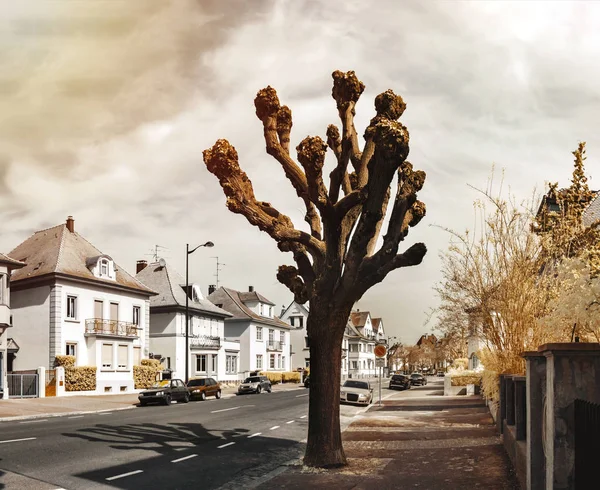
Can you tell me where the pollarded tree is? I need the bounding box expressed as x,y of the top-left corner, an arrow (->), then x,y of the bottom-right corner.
203,70 -> 427,468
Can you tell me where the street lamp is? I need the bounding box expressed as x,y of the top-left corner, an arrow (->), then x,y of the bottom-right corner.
185,241 -> 214,383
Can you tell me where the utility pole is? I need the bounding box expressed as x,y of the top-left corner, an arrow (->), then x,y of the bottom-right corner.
211,256 -> 226,288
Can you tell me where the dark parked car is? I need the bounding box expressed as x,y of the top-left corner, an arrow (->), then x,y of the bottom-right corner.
410,373 -> 427,386
437,371 -> 446,377
389,374 -> 411,390
304,374 -> 310,388
138,379 -> 189,406
187,377 -> 222,401
237,375 -> 272,395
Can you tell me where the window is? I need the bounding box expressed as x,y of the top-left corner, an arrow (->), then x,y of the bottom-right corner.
298,316 -> 304,328
269,329 -> 274,344
270,354 -> 275,369
280,331 -> 285,343
305,359 -> 310,368
226,355 -> 237,374
117,345 -> 128,370
256,354 -> 263,370
304,336 -> 310,348
196,354 -> 207,372
211,354 -> 218,373
282,356 -> 285,369
100,259 -> 109,276
102,343 -> 113,370
66,343 -> 77,359
132,306 -> 141,326
0,274 -> 6,305
66,295 -> 77,319
352,361 -> 358,370
133,346 -> 142,366
256,326 -> 263,341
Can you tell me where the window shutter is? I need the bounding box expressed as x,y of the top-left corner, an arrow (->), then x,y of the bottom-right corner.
102,344 -> 113,368
118,345 -> 128,369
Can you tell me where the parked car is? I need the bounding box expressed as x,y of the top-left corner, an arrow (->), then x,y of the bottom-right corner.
410,373 -> 427,386
388,374 -> 411,390
340,380 -> 373,405
304,374 -> 310,388
187,377 -> 222,401
437,371 -> 446,377
138,379 -> 189,406
237,375 -> 272,395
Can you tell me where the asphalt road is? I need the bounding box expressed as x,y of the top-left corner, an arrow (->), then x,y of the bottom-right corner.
0,386 -> 373,490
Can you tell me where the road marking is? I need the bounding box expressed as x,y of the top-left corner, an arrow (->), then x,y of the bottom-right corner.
211,406 -> 240,414
98,412 -> 112,415
295,394 -> 309,398
19,420 -> 48,424
105,470 -> 143,481
300,415 -> 307,419
286,420 -> 295,424
248,432 -> 261,438
171,454 -> 198,463
68,416 -> 84,419
270,425 -> 280,430
218,442 -> 235,449
0,437 -> 37,444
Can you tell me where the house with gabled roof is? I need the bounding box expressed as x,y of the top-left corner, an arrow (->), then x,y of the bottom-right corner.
348,309 -> 377,378
0,253 -> 26,399
135,260 -> 238,382
208,286 -> 292,374
7,216 -> 156,394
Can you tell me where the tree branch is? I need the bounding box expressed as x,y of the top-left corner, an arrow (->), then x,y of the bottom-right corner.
297,136 -> 331,214
277,265 -> 310,304
203,139 -> 325,259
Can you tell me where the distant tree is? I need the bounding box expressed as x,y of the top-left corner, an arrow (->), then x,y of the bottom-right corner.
203,71 -> 427,467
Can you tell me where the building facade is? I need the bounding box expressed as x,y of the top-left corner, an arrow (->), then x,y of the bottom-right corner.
208,287 -> 291,374
8,217 -> 155,394
135,260 -> 239,382
0,253 -> 26,399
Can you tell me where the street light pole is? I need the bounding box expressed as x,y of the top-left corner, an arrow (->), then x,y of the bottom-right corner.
185,241 -> 214,384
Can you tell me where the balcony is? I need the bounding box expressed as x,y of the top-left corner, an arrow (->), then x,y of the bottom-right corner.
267,341 -> 284,352
85,318 -> 138,338
190,335 -> 221,350
342,348 -> 348,359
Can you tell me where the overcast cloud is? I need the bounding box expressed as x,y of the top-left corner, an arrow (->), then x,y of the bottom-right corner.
2,0 -> 600,344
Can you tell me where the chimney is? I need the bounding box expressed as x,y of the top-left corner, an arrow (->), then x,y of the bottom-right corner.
208,284 -> 216,295
249,285 -> 254,292
136,260 -> 148,274
66,216 -> 75,233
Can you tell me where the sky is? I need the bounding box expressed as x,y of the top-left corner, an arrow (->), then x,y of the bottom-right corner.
2,0 -> 600,345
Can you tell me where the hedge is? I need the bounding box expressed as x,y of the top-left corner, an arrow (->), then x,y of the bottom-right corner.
450,371 -> 482,387
259,371 -> 302,384
282,371 -> 301,383
65,366 -> 97,391
55,355 -> 76,368
134,359 -> 163,389
259,371 -> 282,384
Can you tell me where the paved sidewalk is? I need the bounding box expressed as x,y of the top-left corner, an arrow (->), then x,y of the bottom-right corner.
258,380 -> 520,489
0,382 -> 305,421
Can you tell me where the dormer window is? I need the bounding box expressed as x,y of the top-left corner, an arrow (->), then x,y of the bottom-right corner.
87,255 -> 115,280
100,259 -> 109,277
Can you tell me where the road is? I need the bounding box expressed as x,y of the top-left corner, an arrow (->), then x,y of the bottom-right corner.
0,385 -> 376,490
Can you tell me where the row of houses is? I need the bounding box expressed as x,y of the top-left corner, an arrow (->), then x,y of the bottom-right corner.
0,216 -> 386,398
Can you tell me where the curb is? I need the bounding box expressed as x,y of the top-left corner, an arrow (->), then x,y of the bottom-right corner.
0,405 -> 136,423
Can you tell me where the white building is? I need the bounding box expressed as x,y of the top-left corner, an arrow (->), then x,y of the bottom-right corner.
208,287 -> 292,374
135,260 -> 239,382
0,253 -> 26,399
8,216 -> 156,394
348,310 -> 377,378
280,301 -> 310,370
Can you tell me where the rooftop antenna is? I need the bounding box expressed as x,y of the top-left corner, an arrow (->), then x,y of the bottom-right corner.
211,256 -> 226,288
146,245 -> 170,262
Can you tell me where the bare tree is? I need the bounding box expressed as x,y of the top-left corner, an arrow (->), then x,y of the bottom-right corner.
203,71 -> 427,467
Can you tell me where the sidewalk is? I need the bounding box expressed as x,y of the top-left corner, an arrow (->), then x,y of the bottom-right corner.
0,381 -> 305,422
258,381 -> 520,489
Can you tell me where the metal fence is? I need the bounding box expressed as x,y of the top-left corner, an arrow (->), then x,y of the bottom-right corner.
8,373 -> 39,398
574,399 -> 600,489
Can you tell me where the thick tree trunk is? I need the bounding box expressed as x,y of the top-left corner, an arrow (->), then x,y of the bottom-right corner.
304,303 -> 349,468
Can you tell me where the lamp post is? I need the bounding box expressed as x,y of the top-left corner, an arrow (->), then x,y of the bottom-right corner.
185,241 -> 214,384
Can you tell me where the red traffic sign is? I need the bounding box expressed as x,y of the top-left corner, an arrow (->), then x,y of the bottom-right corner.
374,344 -> 387,358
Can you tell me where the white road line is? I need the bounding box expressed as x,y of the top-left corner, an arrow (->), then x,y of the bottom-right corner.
0,437 -> 37,444
248,432 -> 261,438
211,406 -> 240,414
270,425 -> 280,430
286,420 -> 295,424
98,412 -> 112,415
19,420 -> 48,424
217,442 -> 235,449
105,470 -> 143,481
295,394 -> 309,398
68,416 -> 84,419
300,415 -> 307,419
171,454 -> 198,463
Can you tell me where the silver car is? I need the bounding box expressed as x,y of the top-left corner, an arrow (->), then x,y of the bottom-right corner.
237,375 -> 272,395
340,380 -> 373,405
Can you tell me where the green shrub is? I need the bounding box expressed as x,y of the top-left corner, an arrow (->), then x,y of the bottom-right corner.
450,370 -> 482,387
281,371 -> 301,383
65,366 -> 97,391
134,359 -> 163,389
55,355 -> 76,368
259,371 -> 283,384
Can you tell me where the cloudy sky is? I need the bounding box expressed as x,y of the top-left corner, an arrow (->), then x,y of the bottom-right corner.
2,0 -> 600,345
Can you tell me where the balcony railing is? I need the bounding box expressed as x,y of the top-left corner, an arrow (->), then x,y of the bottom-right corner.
85,318 -> 138,338
190,335 -> 221,350
267,341 -> 284,351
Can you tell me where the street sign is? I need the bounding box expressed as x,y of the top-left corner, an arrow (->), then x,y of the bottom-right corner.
374,344 -> 387,358
375,358 -> 386,368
